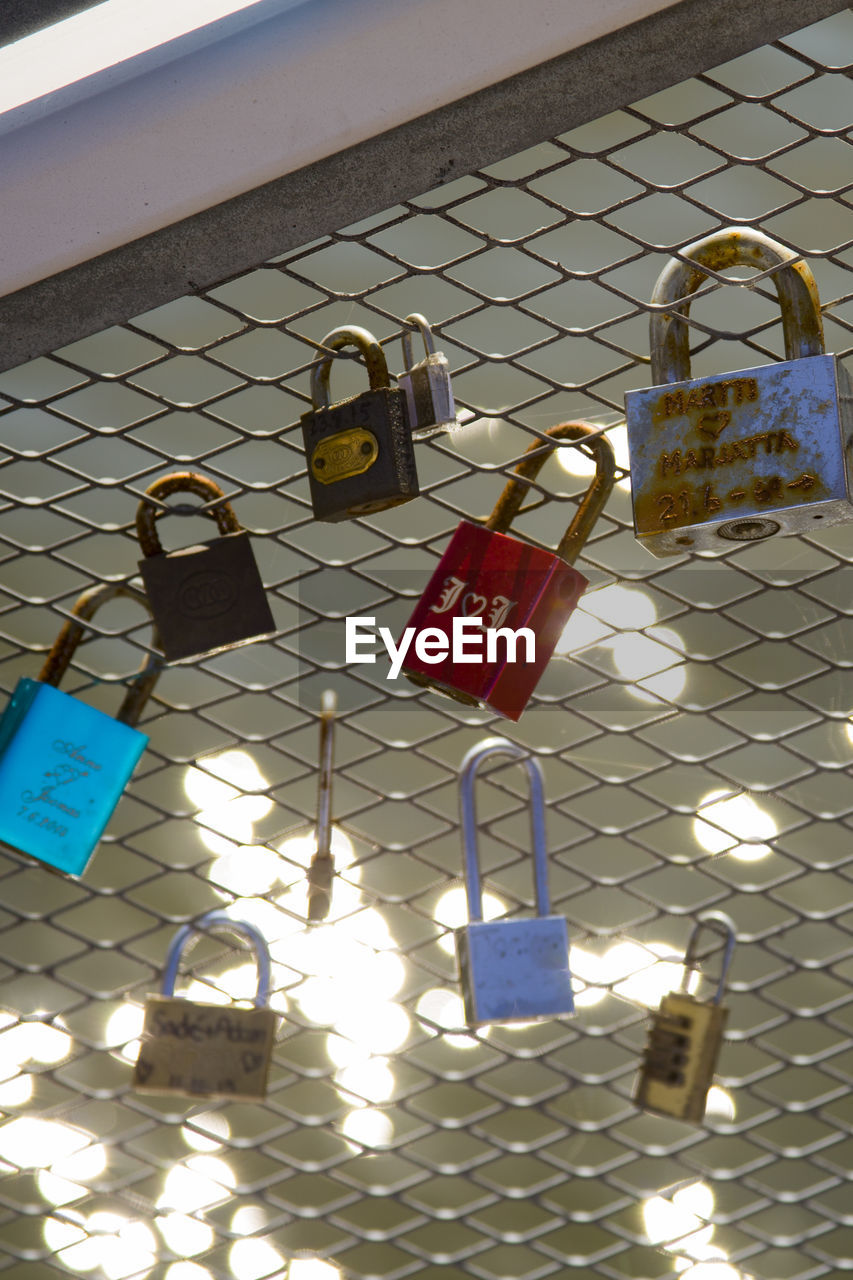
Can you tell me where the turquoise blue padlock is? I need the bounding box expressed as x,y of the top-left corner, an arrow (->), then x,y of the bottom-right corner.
0,583 -> 161,876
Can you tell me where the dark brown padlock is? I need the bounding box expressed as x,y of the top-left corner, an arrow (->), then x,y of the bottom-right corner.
300,326 -> 418,522
136,473 -> 275,663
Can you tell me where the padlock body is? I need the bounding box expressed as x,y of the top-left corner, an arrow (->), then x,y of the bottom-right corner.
138,530 -> 275,663
455,917 -> 574,1026
401,521 -> 588,721
397,353 -> 457,438
301,387 -> 418,521
0,679 -> 147,876
635,991 -> 728,1122
625,354 -> 853,557
133,996 -> 276,1100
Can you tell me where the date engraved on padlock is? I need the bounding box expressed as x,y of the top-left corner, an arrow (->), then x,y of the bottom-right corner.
310,428 -> 379,484
134,997 -> 275,1099
0,584 -> 159,877
625,228 -> 853,556
133,912 -> 277,1101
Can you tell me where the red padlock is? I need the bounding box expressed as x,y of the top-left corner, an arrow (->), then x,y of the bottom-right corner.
401,423 -> 615,721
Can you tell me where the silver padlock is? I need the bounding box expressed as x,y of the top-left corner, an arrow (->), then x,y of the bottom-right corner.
397,313 -> 458,438
133,910 -> 277,1100
624,228 -> 853,556
455,738 -> 574,1026
635,911 -> 736,1123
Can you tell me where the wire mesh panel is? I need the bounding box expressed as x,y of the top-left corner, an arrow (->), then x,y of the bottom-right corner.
0,10 -> 852,1280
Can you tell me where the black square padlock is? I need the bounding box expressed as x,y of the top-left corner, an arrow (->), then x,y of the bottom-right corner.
300,326 -> 419,522
136,472 -> 275,663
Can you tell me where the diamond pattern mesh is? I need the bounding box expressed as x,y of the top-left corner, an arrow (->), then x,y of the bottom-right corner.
0,11 -> 852,1280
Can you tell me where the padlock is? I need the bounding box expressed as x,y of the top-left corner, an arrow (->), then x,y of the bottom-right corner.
133,910 -> 277,1100
396,313 -> 458,438
136,472 -> 275,662
401,422 -> 615,721
0,583 -> 161,877
455,738 -> 574,1026
625,227 -> 853,557
306,688 -> 337,923
635,911 -> 736,1123
300,325 -> 418,521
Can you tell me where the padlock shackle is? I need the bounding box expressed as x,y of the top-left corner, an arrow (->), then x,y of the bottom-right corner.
485,422 -> 616,565
459,737 -> 549,923
650,227 -> 825,387
310,326 -> 391,410
401,313 -> 437,372
38,582 -> 162,727
307,688 -> 337,923
681,910 -> 737,1005
161,909 -> 272,1007
136,472 -> 242,559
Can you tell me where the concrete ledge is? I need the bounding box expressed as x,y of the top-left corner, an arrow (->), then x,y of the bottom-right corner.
0,0 -> 846,373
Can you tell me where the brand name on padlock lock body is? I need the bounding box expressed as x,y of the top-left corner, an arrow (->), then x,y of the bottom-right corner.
177,570 -> 238,619
401,522 -> 587,721
133,996 -> 276,1100
139,532 -> 275,663
635,991 -> 728,1122
626,354 -> 853,556
455,917 -> 574,1026
0,680 -> 147,876
301,388 -> 418,522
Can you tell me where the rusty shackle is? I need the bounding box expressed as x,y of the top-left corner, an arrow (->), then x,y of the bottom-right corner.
39,582 -> 161,727
136,473 -> 242,559
310,326 -> 392,410
485,422 -> 616,565
650,227 -> 825,387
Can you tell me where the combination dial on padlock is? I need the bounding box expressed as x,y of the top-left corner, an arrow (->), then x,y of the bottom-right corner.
635,911 -> 736,1123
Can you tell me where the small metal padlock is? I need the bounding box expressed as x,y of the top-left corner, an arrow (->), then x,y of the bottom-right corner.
136,472 -> 275,662
455,738 -> 574,1026
396,313 -> 458,438
133,910 -> 277,1101
301,325 -> 418,521
0,583 -> 161,877
625,227 -> 853,557
401,422 -> 615,721
635,912 -> 736,1123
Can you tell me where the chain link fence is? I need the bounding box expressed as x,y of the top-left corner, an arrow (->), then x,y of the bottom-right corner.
0,9 -> 852,1279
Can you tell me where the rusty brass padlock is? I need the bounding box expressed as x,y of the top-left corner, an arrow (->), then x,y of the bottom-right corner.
133,911 -> 277,1100
625,228 -> 853,556
136,472 -> 275,662
301,326 -> 418,521
635,911 -> 736,1123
